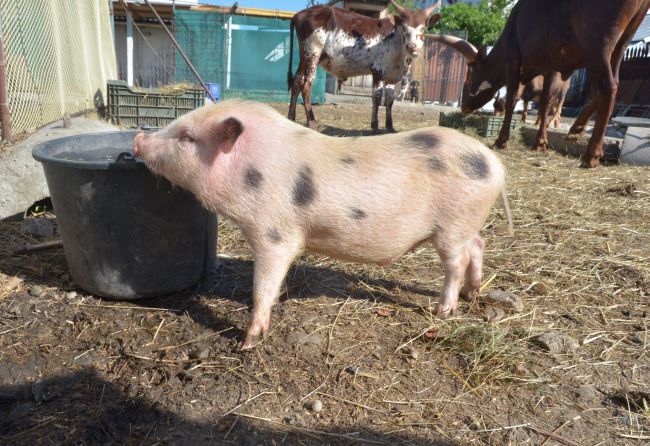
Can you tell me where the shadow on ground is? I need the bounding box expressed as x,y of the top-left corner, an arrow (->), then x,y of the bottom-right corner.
0,369 -> 459,446
319,125 -> 395,137
0,224 -> 440,343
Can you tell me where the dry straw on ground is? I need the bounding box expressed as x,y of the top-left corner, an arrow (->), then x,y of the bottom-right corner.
0,103 -> 648,445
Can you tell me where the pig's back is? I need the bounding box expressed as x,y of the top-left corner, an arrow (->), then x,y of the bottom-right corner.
294,127 -> 505,263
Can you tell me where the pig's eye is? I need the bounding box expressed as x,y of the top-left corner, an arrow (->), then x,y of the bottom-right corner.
180,135 -> 195,143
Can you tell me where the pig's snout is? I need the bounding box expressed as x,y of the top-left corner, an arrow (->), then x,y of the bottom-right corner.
133,132 -> 146,158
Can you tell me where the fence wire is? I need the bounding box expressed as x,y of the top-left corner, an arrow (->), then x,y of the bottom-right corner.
0,0 -> 117,137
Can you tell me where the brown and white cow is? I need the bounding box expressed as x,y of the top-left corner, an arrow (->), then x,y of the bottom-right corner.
287,1 -> 441,132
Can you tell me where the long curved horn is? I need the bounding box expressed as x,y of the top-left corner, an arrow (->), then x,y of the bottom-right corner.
390,0 -> 407,16
430,34 -> 478,63
424,1 -> 441,16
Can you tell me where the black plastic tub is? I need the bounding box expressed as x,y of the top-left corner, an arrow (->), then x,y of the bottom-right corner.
33,131 -> 217,299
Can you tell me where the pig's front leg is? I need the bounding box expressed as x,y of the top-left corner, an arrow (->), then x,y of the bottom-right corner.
241,241 -> 301,349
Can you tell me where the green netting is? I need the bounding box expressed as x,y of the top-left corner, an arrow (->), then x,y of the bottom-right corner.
174,10 -> 326,104
174,10 -> 226,88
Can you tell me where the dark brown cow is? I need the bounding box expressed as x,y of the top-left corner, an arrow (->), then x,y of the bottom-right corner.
433,0 -> 650,168
521,74 -> 570,128
287,1 -> 440,132
494,74 -> 570,127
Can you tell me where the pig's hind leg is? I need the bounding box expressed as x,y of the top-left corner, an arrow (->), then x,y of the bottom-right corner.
460,235 -> 485,300
242,241 -> 301,349
435,240 -> 473,318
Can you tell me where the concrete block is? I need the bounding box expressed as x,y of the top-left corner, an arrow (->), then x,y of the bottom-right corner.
0,117 -> 117,219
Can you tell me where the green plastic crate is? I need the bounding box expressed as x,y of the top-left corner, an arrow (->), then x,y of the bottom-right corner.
439,112 -> 517,138
107,80 -> 204,128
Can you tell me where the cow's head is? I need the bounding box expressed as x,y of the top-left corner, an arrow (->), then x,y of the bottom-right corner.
430,35 -> 497,113
390,0 -> 442,57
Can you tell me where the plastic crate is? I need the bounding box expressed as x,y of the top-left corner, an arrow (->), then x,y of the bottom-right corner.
107,80 -> 204,128
439,112 -> 517,138
481,115 -> 517,138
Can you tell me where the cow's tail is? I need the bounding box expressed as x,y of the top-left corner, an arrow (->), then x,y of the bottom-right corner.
287,17 -> 295,91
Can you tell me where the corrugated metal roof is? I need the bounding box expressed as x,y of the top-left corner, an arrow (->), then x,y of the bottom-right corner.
632,12 -> 650,42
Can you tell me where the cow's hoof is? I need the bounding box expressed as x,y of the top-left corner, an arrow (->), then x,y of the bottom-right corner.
568,124 -> 585,135
386,127 -> 397,133
531,143 -> 548,152
492,141 -> 508,150
565,133 -> 586,142
579,159 -> 600,169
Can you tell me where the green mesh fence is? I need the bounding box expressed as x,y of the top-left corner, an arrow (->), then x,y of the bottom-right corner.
174,10 -> 326,104
173,10 -> 227,89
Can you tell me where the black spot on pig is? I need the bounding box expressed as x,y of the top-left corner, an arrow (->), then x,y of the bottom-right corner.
428,155 -> 445,172
340,156 -> 355,165
266,228 -> 282,243
292,165 -> 317,207
350,208 -> 367,220
244,166 -> 263,189
460,153 -> 489,180
409,132 -> 440,150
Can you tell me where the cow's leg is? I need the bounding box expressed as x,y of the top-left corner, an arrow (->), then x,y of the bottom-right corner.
552,94 -> 565,128
384,84 -> 396,132
532,76 -> 554,152
300,55 -> 320,129
581,61 -> 618,168
288,59 -> 307,122
460,235 -> 485,300
568,96 -> 596,136
522,100 -> 529,123
371,78 -> 384,132
494,67 -> 522,149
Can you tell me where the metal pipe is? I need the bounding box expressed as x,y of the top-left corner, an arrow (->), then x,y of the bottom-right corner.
126,9 -> 134,86
142,0 -> 215,102
0,15 -> 12,142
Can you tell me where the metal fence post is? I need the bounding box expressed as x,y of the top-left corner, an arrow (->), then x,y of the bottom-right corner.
0,14 -> 12,142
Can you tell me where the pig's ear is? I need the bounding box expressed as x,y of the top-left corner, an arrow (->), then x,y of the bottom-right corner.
214,117 -> 244,152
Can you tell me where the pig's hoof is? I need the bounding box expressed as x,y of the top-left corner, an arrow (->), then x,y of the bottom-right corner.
436,304 -> 458,319
240,338 -> 258,350
459,289 -> 477,301
242,317 -> 270,350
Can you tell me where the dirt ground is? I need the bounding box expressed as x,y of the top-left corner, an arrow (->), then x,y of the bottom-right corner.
1,102 -> 649,445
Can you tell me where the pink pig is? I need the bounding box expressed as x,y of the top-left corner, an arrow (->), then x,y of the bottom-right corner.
133,100 -> 512,348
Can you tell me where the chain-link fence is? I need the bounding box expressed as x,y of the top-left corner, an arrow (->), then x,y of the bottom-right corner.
173,10 -> 326,103
0,0 -> 116,137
